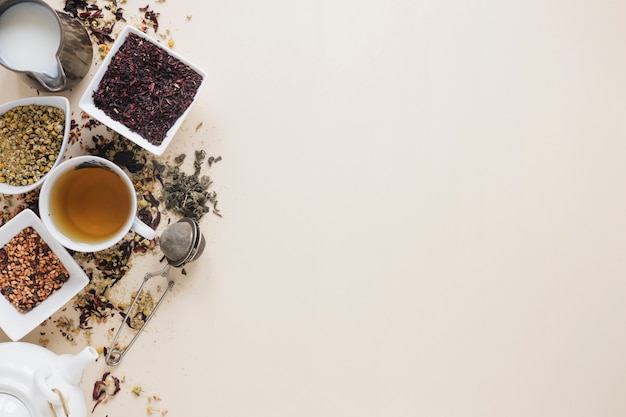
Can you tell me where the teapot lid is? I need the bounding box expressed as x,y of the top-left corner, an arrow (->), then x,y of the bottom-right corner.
0,393 -> 31,417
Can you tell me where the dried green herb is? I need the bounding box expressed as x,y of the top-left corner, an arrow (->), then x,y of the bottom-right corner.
154,151 -> 220,220
208,155 -> 221,167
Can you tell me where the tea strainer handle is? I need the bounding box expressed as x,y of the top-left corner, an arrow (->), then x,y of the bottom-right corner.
105,265 -> 174,366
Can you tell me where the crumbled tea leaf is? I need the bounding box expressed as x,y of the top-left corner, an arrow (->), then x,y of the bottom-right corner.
153,151 -> 220,220
139,5 -> 160,32
193,150 -> 206,175
195,150 -> 206,161
161,170 -> 211,219
64,0 -> 125,45
173,154 -> 186,165
207,155 -> 222,167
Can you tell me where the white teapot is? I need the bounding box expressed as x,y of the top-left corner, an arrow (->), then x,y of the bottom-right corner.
0,342 -> 97,417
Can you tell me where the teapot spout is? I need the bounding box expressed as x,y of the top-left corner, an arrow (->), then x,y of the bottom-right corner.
56,346 -> 98,386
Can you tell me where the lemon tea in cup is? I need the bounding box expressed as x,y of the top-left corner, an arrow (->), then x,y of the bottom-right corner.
39,156 -> 155,252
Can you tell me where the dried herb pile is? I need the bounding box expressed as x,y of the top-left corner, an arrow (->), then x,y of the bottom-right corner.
0,105 -> 65,186
0,227 -> 70,313
64,0 -> 162,47
64,0 -> 126,45
155,151 -> 221,219
93,32 -> 203,145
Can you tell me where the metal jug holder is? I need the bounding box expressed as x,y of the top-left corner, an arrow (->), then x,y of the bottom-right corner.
105,218 -> 205,366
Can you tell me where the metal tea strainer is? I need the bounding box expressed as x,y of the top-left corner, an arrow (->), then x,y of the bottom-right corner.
105,217 -> 205,366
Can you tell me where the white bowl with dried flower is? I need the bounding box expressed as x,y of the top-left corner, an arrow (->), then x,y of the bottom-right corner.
79,25 -> 207,156
0,96 -> 71,195
0,209 -> 89,341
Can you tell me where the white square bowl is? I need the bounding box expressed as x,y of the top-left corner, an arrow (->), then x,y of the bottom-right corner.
0,96 -> 70,195
78,25 -> 207,156
0,209 -> 89,341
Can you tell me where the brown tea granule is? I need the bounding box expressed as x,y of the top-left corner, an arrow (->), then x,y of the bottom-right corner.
0,227 -> 70,313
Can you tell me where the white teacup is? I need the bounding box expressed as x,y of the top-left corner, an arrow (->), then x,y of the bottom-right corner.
39,155 -> 156,252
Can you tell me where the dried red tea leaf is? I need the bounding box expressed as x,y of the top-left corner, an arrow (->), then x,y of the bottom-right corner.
64,0 -> 124,44
91,371 -> 121,412
92,33 -> 203,145
144,10 -> 159,32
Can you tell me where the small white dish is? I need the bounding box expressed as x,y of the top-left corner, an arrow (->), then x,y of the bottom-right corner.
78,25 -> 207,156
0,96 -> 70,195
0,209 -> 89,341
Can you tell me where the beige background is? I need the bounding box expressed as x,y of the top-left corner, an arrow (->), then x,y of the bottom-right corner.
1,0 -> 626,416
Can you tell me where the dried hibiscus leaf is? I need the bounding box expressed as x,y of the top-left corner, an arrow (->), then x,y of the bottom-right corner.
92,33 -> 203,145
92,371 -> 121,412
139,5 -> 159,32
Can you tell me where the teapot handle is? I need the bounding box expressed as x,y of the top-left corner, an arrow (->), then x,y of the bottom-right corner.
35,367 -> 60,405
34,367 -> 70,415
